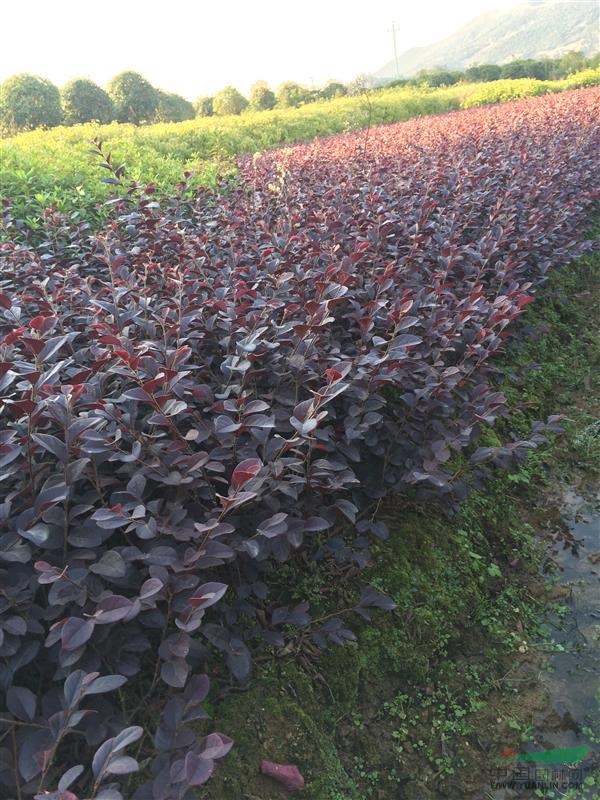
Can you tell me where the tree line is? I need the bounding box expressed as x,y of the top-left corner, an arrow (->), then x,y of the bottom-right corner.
1,50 -> 597,133
0,71 -> 348,133
387,50 -> 599,89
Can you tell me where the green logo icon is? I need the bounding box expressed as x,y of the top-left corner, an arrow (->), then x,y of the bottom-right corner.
498,745 -> 589,764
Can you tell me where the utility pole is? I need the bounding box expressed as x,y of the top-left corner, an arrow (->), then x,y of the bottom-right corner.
388,21 -> 400,79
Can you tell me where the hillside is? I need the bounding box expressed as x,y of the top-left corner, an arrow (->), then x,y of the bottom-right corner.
375,0 -> 599,80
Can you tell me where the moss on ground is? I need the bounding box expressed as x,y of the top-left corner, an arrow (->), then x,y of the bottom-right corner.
202,241 -> 600,799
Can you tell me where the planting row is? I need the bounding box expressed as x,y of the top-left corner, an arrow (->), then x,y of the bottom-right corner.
0,87 -> 599,799
0,83 -> 467,231
1,69 -> 598,233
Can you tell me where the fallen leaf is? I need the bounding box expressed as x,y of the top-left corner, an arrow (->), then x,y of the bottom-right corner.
260,760 -> 305,791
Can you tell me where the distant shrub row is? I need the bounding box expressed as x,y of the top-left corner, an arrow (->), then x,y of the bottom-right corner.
387,49 -> 600,89
2,49 -> 598,134
461,67 -> 600,108
0,71 -> 348,134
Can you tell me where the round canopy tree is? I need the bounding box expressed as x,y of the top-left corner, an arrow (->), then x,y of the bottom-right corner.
249,81 -> 276,111
195,96 -> 214,117
107,71 -> 158,124
275,81 -> 309,108
0,73 -> 62,131
61,78 -> 114,125
319,81 -> 347,100
213,86 -> 248,116
154,91 -> 195,122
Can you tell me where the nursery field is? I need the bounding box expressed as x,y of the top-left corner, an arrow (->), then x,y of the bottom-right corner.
1,67 -> 598,232
0,87 -> 599,799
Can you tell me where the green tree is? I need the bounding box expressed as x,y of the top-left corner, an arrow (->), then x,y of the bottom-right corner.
537,59 -> 560,80
213,86 -> 248,116
319,81 -> 347,100
0,73 -> 62,131
587,52 -> 600,69
464,64 -> 502,83
107,71 -> 158,124
559,50 -> 588,76
415,68 -> 461,87
153,91 -> 195,122
249,81 -> 276,111
60,78 -> 114,125
195,96 -> 214,117
275,81 -> 310,108
500,59 -> 546,80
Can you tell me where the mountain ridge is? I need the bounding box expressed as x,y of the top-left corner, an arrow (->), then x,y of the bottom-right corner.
375,1 -> 599,80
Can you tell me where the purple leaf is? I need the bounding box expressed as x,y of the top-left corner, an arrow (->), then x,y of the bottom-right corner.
58,764 -> 85,791
85,674 -> 127,695
89,550 -> 127,578
231,458 -> 262,491
184,752 -> 214,786
200,732 -> 234,760
61,617 -> 95,651
93,595 -> 134,624
6,686 -> 37,721
188,582 -> 228,610
105,755 -> 139,775
161,658 -> 190,688
359,586 -> 397,611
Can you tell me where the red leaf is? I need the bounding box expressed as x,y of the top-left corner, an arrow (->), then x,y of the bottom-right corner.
21,337 -> 45,355
188,582 -> 228,609
3,326 -> 26,345
517,294 -> 535,308
6,399 -> 36,416
29,315 -> 46,331
231,458 -> 262,492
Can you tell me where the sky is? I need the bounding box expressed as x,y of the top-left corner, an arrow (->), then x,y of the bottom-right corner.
0,0 -> 521,99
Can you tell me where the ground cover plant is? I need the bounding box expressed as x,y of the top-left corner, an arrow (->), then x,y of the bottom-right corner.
0,87 -> 599,799
1,68 -> 599,233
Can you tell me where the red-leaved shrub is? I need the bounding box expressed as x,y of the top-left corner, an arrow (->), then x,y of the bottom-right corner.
0,87 -> 598,798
